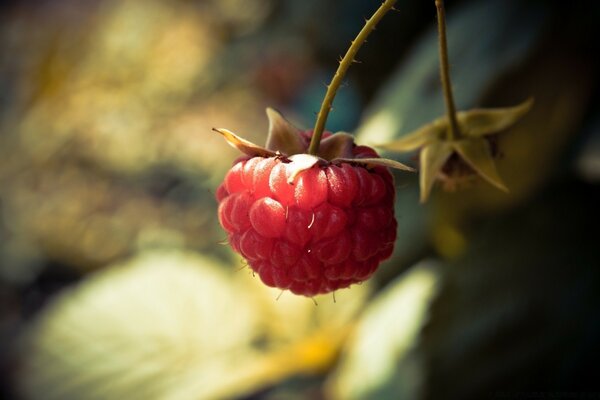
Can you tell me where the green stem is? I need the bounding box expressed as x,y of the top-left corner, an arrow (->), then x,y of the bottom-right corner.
435,0 -> 461,141
308,0 -> 398,155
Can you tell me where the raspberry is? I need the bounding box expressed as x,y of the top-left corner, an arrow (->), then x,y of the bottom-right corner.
217,140 -> 397,297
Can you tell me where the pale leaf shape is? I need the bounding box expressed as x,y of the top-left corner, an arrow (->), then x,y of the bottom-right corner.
335,157 -> 415,172
221,267 -> 372,385
287,154 -> 320,183
376,120 -> 444,152
420,141 -> 453,202
318,132 -> 355,160
213,127 -> 276,157
265,108 -> 305,155
457,98 -> 534,137
245,273 -> 371,363
327,260 -> 440,400
453,138 -> 508,191
18,250 -> 267,400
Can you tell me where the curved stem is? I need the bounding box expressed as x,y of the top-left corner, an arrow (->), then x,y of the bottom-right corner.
308,0 -> 398,155
435,0 -> 461,140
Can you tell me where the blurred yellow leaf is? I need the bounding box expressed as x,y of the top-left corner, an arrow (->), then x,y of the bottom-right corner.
19,249 -> 372,400
19,250 -> 265,400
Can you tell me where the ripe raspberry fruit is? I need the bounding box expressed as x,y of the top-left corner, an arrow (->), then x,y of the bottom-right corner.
214,109 -> 412,297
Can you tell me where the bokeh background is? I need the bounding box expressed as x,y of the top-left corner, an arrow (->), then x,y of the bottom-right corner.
1,0 -> 599,399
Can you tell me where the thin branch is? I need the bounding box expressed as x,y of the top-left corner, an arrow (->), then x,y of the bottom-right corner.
308,0 -> 398,155
435,0 -> 461,140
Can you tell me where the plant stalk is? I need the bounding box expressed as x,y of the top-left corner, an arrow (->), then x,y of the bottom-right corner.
435,0 -> 461,141
308,0 -> 398,155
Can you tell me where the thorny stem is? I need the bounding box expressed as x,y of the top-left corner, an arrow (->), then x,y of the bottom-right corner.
308,0 -> 398,155
435,0 -> 461,140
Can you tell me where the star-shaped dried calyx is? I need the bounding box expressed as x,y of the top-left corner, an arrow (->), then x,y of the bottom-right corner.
379,98 -> 533,202
213,108 -> 414,177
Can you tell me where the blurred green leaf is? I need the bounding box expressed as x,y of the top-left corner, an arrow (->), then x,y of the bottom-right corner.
327,261 -> 440,400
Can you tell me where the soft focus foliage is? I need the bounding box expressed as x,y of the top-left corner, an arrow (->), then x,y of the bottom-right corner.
19,250 -> 369,400
20,251 -> 263,400
1,0 -> 599,399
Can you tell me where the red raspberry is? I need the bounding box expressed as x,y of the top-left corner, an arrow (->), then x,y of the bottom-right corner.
217,141 -> 396,297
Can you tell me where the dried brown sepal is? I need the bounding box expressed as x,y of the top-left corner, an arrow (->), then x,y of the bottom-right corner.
212,128 -> 277,158
265,108 -> 306,156
317,132 -> 356,160
334,157 -> 415,172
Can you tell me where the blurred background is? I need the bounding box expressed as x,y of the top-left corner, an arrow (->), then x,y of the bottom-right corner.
0,0 -> 599,399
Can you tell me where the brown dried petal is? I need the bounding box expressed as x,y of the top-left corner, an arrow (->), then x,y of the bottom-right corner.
212,128 -> 277,158
265,108 -> 306,156
318,133 -> 355,160
334,157 -> 415,172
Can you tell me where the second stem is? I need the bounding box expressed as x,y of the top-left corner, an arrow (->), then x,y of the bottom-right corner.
435,0 -> 461,141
